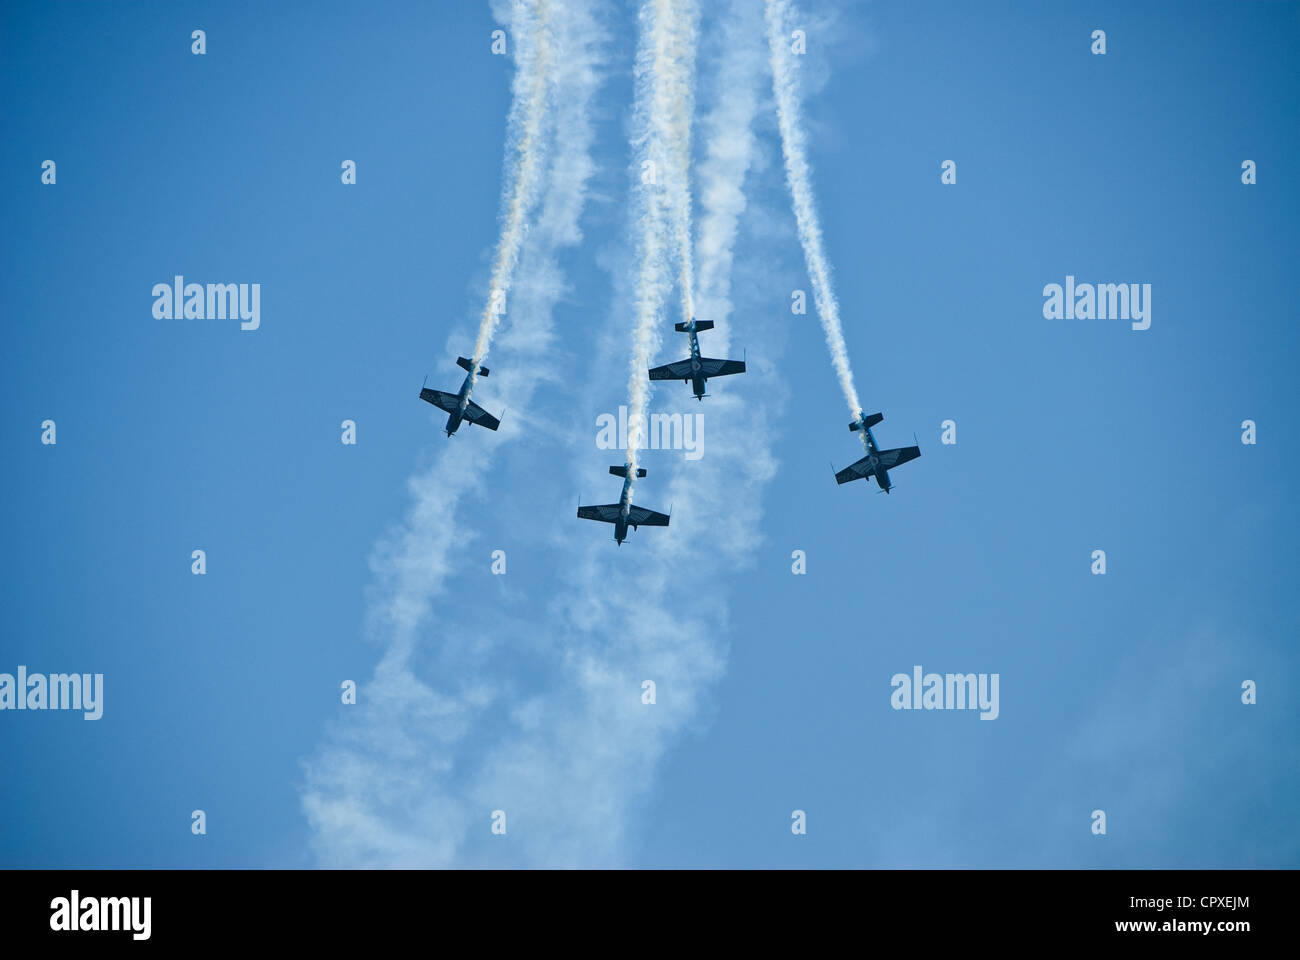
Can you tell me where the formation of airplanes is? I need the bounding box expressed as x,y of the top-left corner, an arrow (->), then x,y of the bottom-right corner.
419,315 -> 920,544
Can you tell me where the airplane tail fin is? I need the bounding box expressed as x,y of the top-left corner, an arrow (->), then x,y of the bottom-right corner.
457,356 -> 488,376
674,319 -> 714,333
609,466 -> 647,479
849,412 -> 884,432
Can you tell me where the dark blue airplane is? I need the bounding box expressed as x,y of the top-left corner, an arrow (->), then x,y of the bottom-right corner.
419,357 -> 502,437
577,466 -> 670,545
834,411 -> 921,494
648,318 -> 745,400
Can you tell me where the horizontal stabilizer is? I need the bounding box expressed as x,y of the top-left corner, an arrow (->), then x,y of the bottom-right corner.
609,466 -> 648,479
849,412 -> 884,432
457,356 -> 488,376
674,319 -> 714,333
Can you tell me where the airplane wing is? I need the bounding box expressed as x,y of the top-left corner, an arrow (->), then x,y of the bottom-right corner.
835,456 -> 876,484
577,504 -> 622,523
627,505 -> 670,527
834,446 -> 921,484
461,399 -> 500,431
696,357 -> 746,377
419,388 -> 460,414
876,445 -> 921,469
648,359 -> 693,381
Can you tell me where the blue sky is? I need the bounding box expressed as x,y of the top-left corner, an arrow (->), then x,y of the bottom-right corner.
2,0 -> 1297,868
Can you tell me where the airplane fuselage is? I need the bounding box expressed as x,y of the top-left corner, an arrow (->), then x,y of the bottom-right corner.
445,372 -> 474,435
858,421 -> 892,492
614,476 -> 634,543
686,329 -> 706,399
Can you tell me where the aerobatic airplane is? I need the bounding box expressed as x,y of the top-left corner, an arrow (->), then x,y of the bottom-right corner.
576,466 -> 670,545
834,411 -> 921,494
648,318 -> 746,400
419,356 -> 502,437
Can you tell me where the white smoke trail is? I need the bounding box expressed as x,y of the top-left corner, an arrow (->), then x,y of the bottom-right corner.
656,0 -> 773,563
503,0 -> 776,865
469,0 -> 553,381
625,0 -> 698,483
513,0 -> 777,864
301,0 -> 606,866
764,0 -> 863,424
355,5 -> 775,854
302,0 -> 788,868
695,0 -> 762,352
666,0 -> 700,327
